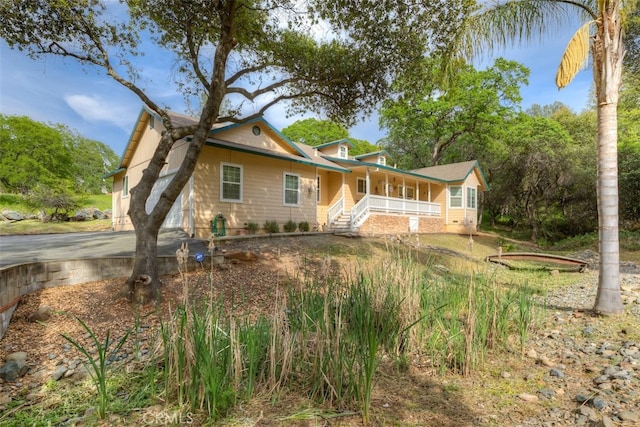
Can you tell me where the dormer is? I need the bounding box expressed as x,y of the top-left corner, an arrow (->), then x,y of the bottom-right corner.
315,138 -> 354,159
354,150 -> 391,166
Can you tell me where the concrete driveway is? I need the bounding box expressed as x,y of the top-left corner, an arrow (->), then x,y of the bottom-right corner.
0,229 -> 209,268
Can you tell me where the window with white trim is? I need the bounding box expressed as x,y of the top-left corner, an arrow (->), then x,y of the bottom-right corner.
122,175 -> 129,198
284,173 -> 300,206
399,185 -> 414,199
467,187 -> 477,209
220,163 -> 242,202
378,156 -> 386,165
449,186 -> 463,208
316,176 -> 321,203
357,177 -> 367,194
339,145 -> 348,159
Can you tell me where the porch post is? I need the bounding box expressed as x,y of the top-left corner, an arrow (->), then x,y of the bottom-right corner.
366,168 -> 370,194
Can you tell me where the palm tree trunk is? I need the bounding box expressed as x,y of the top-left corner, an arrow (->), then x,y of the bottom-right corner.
592,0 -> 624,316
593,101 -> 623,315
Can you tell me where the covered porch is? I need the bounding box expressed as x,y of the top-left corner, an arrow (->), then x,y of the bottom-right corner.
323,165 -> 447,233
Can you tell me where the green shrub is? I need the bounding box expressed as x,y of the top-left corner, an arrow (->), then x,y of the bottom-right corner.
263,220 -> 279,234
283,220 -> 297,233
245,222 -> 259,234
298,221 -> 310,232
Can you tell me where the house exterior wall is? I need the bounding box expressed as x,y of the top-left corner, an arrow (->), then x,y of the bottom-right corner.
343,171 -> 361,210
192,145 -> 318,238
316,169 -> 343,229
358,214 -> 444,236
112,121 -> 167,231
112,119 -> 192,232
445,172 -> 482,234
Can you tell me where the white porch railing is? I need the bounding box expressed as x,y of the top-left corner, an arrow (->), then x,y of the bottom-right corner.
351,195 -> 441,228
327,197 -> 344,226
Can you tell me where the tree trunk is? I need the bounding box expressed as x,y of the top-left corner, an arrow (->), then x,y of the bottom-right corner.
123,225 -> 162,304
120,1 -> 238,305
526,202 -> 538,242
593,101 -> 623,315
592,1 -> 624,315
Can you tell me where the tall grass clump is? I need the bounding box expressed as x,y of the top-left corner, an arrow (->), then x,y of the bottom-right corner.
153,247 -> 540,423
285,251 -> 424,423
157,299 -> 272,420
417,272 -> 541,375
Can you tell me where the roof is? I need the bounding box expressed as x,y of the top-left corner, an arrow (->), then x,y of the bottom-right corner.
105,106 -> 488,191
205,137 -> 350,173
413,160 -> 489,189
354,150 -> 390,160
315,138 -> 354,149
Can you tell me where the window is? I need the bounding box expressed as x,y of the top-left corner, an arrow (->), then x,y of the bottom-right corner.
449,186 -> 462,208
357,177 -> 367,194
122,175 -> 129,198
467,187 -> 477,209
284,173 -> 300,206
316,176 -> 321,203
149,116 -> 155,129
221,163 -> 242,202
399,185 -> 414,199
378,156 -> 386,166
339,145 -> 348,159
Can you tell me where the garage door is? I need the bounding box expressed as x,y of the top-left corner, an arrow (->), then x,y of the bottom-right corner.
146,174 -> 183,229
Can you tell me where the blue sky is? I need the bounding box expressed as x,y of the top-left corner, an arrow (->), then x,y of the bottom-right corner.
0,21 -> 593,158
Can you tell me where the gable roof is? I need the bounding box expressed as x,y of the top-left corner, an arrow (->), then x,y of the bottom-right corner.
354,150 -> 390,160
204,137 -> 350,173
315,138 -> 354,149
105,106 -> 489,191
210,116 -> 310,159
412,160 -> 489,189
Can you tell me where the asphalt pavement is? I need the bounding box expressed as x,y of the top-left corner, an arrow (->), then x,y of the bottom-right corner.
0,229 -> 209,268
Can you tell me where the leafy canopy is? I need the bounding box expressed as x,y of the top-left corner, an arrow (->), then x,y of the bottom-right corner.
379,57 -> 529,168
0,115 -> 118,194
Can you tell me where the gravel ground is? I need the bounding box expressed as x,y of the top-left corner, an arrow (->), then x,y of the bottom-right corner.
510,249 -> 640,426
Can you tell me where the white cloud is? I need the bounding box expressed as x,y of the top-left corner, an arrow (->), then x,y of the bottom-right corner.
64,94 -> 134,130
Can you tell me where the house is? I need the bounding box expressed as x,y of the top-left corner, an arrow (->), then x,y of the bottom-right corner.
105,107 -> 489,239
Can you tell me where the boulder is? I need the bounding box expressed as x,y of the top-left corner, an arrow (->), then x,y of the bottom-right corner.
1,210 -> 23,221
0,360 -> 28,381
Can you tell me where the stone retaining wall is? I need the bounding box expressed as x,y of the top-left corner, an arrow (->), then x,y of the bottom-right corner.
0,257 -> 193,340
358,214 -> 444,236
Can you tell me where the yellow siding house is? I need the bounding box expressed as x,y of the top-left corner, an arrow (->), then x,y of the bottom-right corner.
106,107 -> 489,238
